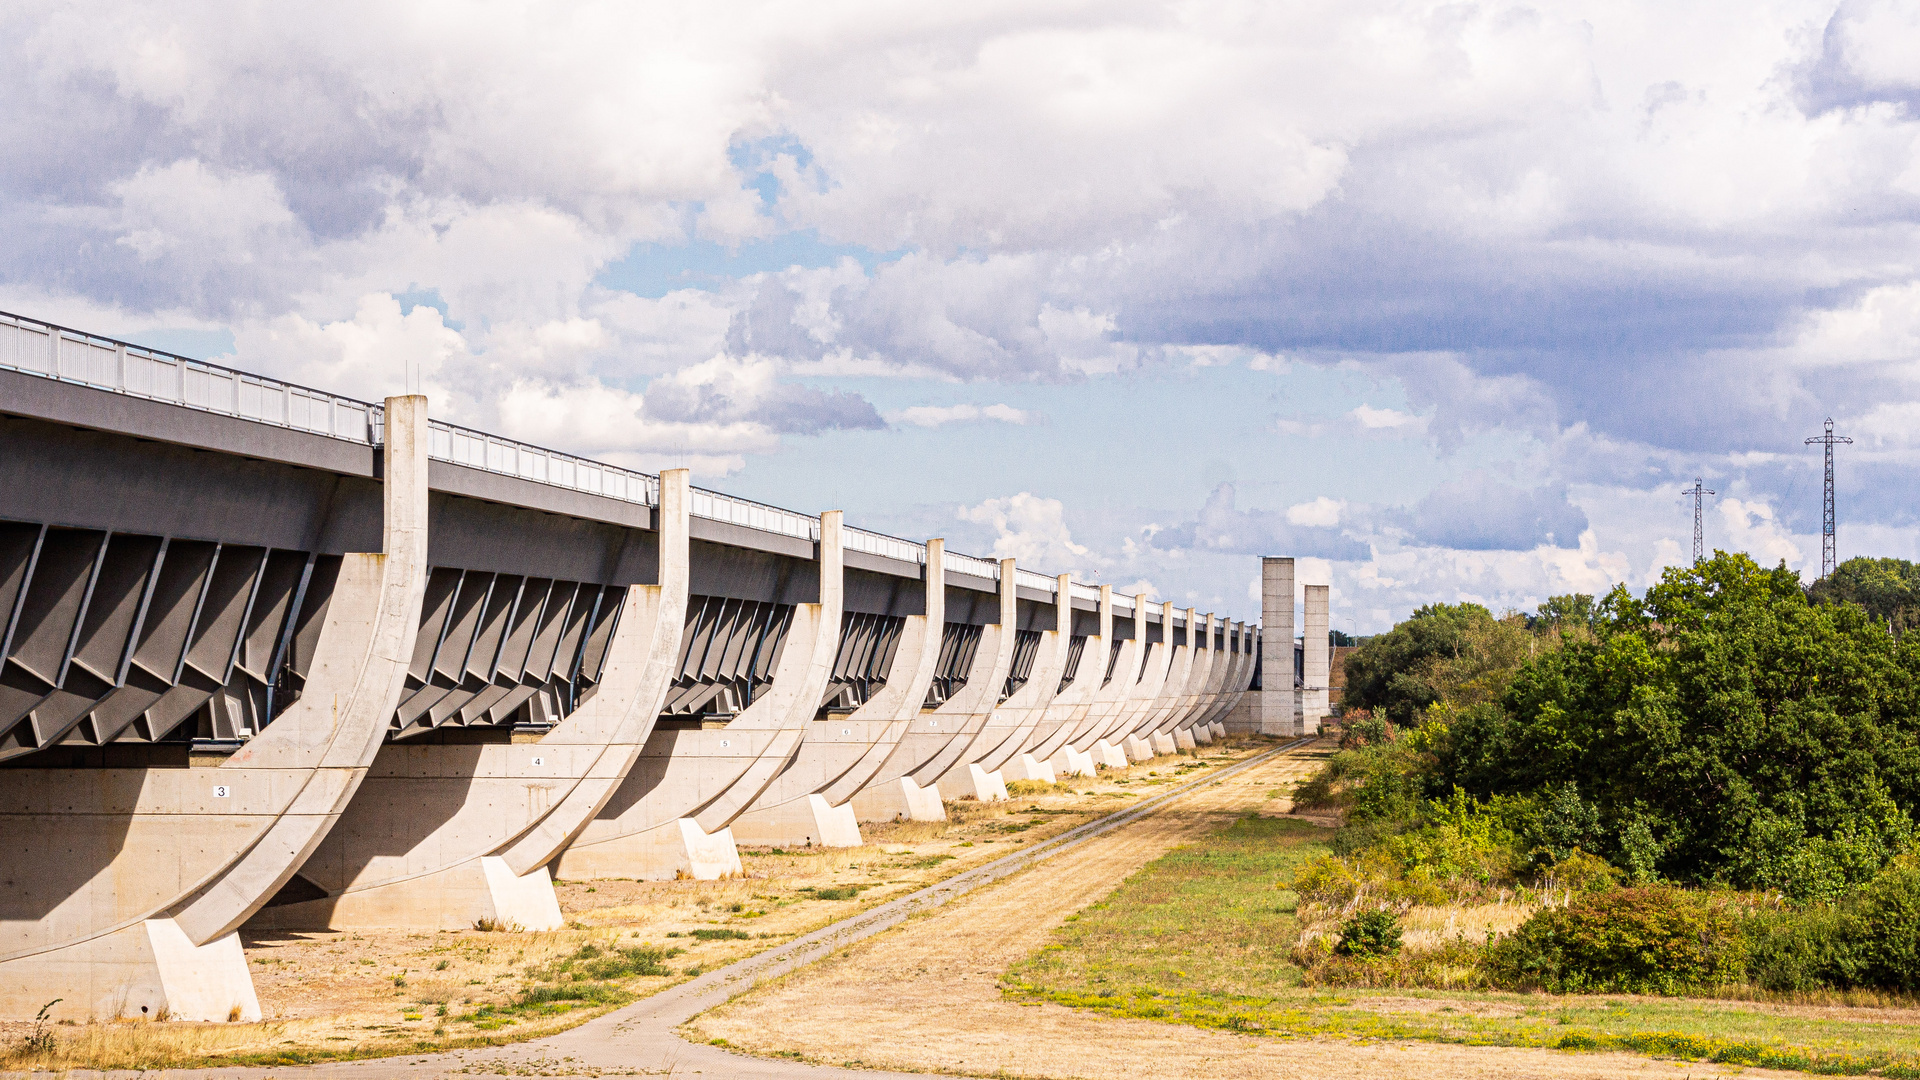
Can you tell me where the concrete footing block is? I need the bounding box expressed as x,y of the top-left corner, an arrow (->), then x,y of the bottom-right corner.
0,919 -> 263,1022
555,817 -> 742,881
478,858 -> 565,931
1191,725 -> 1214,745
1092,741 -> 1130,769
955,763 -> 1009,802
732,793 -> 864,848
254,854 -> 565,932
1123,736 -> 1154,762
1150,732 -> 1178,756
850,776 -> 947,823
1049,745 -> 1096,778
1006,753 -> 1056,784
1174,728 -> 1197,750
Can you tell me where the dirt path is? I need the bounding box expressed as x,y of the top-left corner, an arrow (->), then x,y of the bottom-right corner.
689,748 -> 1786,1080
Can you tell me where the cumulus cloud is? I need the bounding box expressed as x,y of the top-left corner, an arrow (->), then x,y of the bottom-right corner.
6,0 -> 1920,627
956,492 -> 1105,573
1149,484 -> 1370,561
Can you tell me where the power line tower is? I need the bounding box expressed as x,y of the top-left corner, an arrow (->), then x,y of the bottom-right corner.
1682,478 -> 1715,565
1804,417 -> 1853,579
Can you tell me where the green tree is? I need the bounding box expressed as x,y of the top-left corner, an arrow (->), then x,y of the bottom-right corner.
1444,553 -> 1920,894
1340,602 -> 1496,724
1808,556 -> 1920,636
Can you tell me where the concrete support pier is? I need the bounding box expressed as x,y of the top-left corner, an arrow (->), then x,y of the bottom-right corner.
1256,557 -> 1298,735
1302,583 -> 1330,735
251,471 -> 692,931
556,513 -> 844,879
0,396 -> 431,1021
731,541 -> 948,846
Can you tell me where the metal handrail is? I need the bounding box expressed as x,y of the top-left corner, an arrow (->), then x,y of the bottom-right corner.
844,526 -> 926,564
428,419 -> 659,506
1013,567 -> 1057,595
944,551 -> 1001,581
690,487 -> 818,541
0,311 -> 381,444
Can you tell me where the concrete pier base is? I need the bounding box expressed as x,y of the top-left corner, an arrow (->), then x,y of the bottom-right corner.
1174,728 -> 1197,750
1123,736 -> 1154,762
1191,725 -> 1213,745
1005,753 -> 1056,784
1151,732 -> 1179,756
850,776 -> 946,823
952,763 -> 1008,803
1048,745 -> 1096,778
1092,741 -> 1130,769
18,920 -> 266,1023
731,793 -> 863,849
558,818 -> 743,881
261,854 -> 564,932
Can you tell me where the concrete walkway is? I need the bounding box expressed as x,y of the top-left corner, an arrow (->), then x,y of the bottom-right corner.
10,742 -> 1299,1080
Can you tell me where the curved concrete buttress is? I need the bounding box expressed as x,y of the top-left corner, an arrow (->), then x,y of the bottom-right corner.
1137,606 -> 1195,756
0,395 -> 430,1021
555,513 -> 843,879
1118,601 -> 1182,761
851,560 -> 1011,820
1181,615 -> 1226,744
970,571 -> 1074,784
1081,589 -> 1146,769
1028,576 -> 1102,777
1156,608 -> 1214,744
248,471 -> 692,932
731,540 -> 946,845
1145,607 -> 1202,738
1197,622 -> 1253,739
1199,618 -> 1252,741
922,560 -> 1023,801
1211,623 -> 1259,737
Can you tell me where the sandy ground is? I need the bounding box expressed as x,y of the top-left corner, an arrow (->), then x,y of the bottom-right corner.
688,746 -> 1800,1080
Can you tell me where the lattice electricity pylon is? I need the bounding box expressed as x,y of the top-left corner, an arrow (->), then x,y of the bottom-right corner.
1804,417 -> 1853,579
1682,478 -> 1716,565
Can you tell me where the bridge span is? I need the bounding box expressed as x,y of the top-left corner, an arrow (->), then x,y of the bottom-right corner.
0,310 -> 1259,1023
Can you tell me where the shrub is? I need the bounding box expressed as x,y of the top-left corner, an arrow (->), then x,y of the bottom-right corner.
1741,903 -> 1848,993
1833,855 -> 1920,991
1334,908 -> 1404,959
1487,886 -> 1742,994
1539,849 -> 1622,894
1295,936 -> 1489,990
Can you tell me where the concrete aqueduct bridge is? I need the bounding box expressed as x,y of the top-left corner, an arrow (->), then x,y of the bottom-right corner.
0,310 -> 1259,1022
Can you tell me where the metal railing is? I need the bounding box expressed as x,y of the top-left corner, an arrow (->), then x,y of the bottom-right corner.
691,487 -> 818,541
844,526 -> 925,564
1,311 -> 381,444
1070,582 -> 1103,604
428,420 -> 659,506
945,551 -> 1001,581
1014,567 -> 1058,596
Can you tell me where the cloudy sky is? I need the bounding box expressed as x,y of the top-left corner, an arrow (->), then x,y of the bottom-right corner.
5,0 -> 1919,631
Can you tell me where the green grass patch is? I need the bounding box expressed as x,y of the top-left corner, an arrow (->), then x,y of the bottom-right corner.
1004,812 -> 1920,1076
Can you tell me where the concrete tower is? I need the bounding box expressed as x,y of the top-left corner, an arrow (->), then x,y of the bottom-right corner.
1258,557 -> 1297,735
1302,583 -> 1330,734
